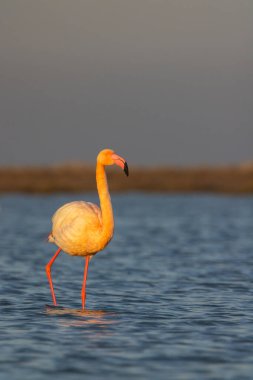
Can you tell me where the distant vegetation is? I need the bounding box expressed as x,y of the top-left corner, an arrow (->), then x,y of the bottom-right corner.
0,163 -> 252,194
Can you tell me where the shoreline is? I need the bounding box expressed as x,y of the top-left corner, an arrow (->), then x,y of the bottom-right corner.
0,163 -> 252,194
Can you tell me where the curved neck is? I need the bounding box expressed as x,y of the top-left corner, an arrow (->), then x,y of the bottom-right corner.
96,162 -> 114,239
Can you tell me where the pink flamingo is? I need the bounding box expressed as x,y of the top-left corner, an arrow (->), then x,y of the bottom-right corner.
46,149 -> 128,309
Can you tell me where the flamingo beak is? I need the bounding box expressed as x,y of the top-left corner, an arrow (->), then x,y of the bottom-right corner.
124,161 -> 129,176
112,154 -> 129,176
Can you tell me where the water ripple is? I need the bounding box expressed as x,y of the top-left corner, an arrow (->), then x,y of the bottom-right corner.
0,194 -> 253,379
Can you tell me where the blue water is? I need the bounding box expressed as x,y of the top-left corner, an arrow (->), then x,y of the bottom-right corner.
0,193 -> 253,380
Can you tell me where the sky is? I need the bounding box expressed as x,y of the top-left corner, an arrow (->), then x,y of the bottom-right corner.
0,0 -> 252,166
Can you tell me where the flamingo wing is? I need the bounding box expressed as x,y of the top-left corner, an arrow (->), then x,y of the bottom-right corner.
50,201 -> 102,255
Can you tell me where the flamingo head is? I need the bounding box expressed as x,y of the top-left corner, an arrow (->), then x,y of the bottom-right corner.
97,149 -> 129,176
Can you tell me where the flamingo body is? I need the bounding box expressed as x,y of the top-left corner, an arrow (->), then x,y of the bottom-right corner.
45,149 -> 128,309
48,201 -> 108,256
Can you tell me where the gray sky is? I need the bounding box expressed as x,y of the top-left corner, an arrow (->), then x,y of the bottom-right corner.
0,0 -> 252,166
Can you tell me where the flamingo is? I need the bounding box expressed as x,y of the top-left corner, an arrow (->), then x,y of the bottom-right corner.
45,149 -> 129,309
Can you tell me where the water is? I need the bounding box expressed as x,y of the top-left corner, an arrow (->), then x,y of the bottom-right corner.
0,193 -> 253,380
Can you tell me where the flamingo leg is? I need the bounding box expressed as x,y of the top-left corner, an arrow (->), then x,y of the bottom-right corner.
45,247 -> 61,306
81,256 -> 90,310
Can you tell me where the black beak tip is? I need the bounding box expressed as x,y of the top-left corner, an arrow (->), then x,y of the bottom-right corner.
124,162 -> 129,176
